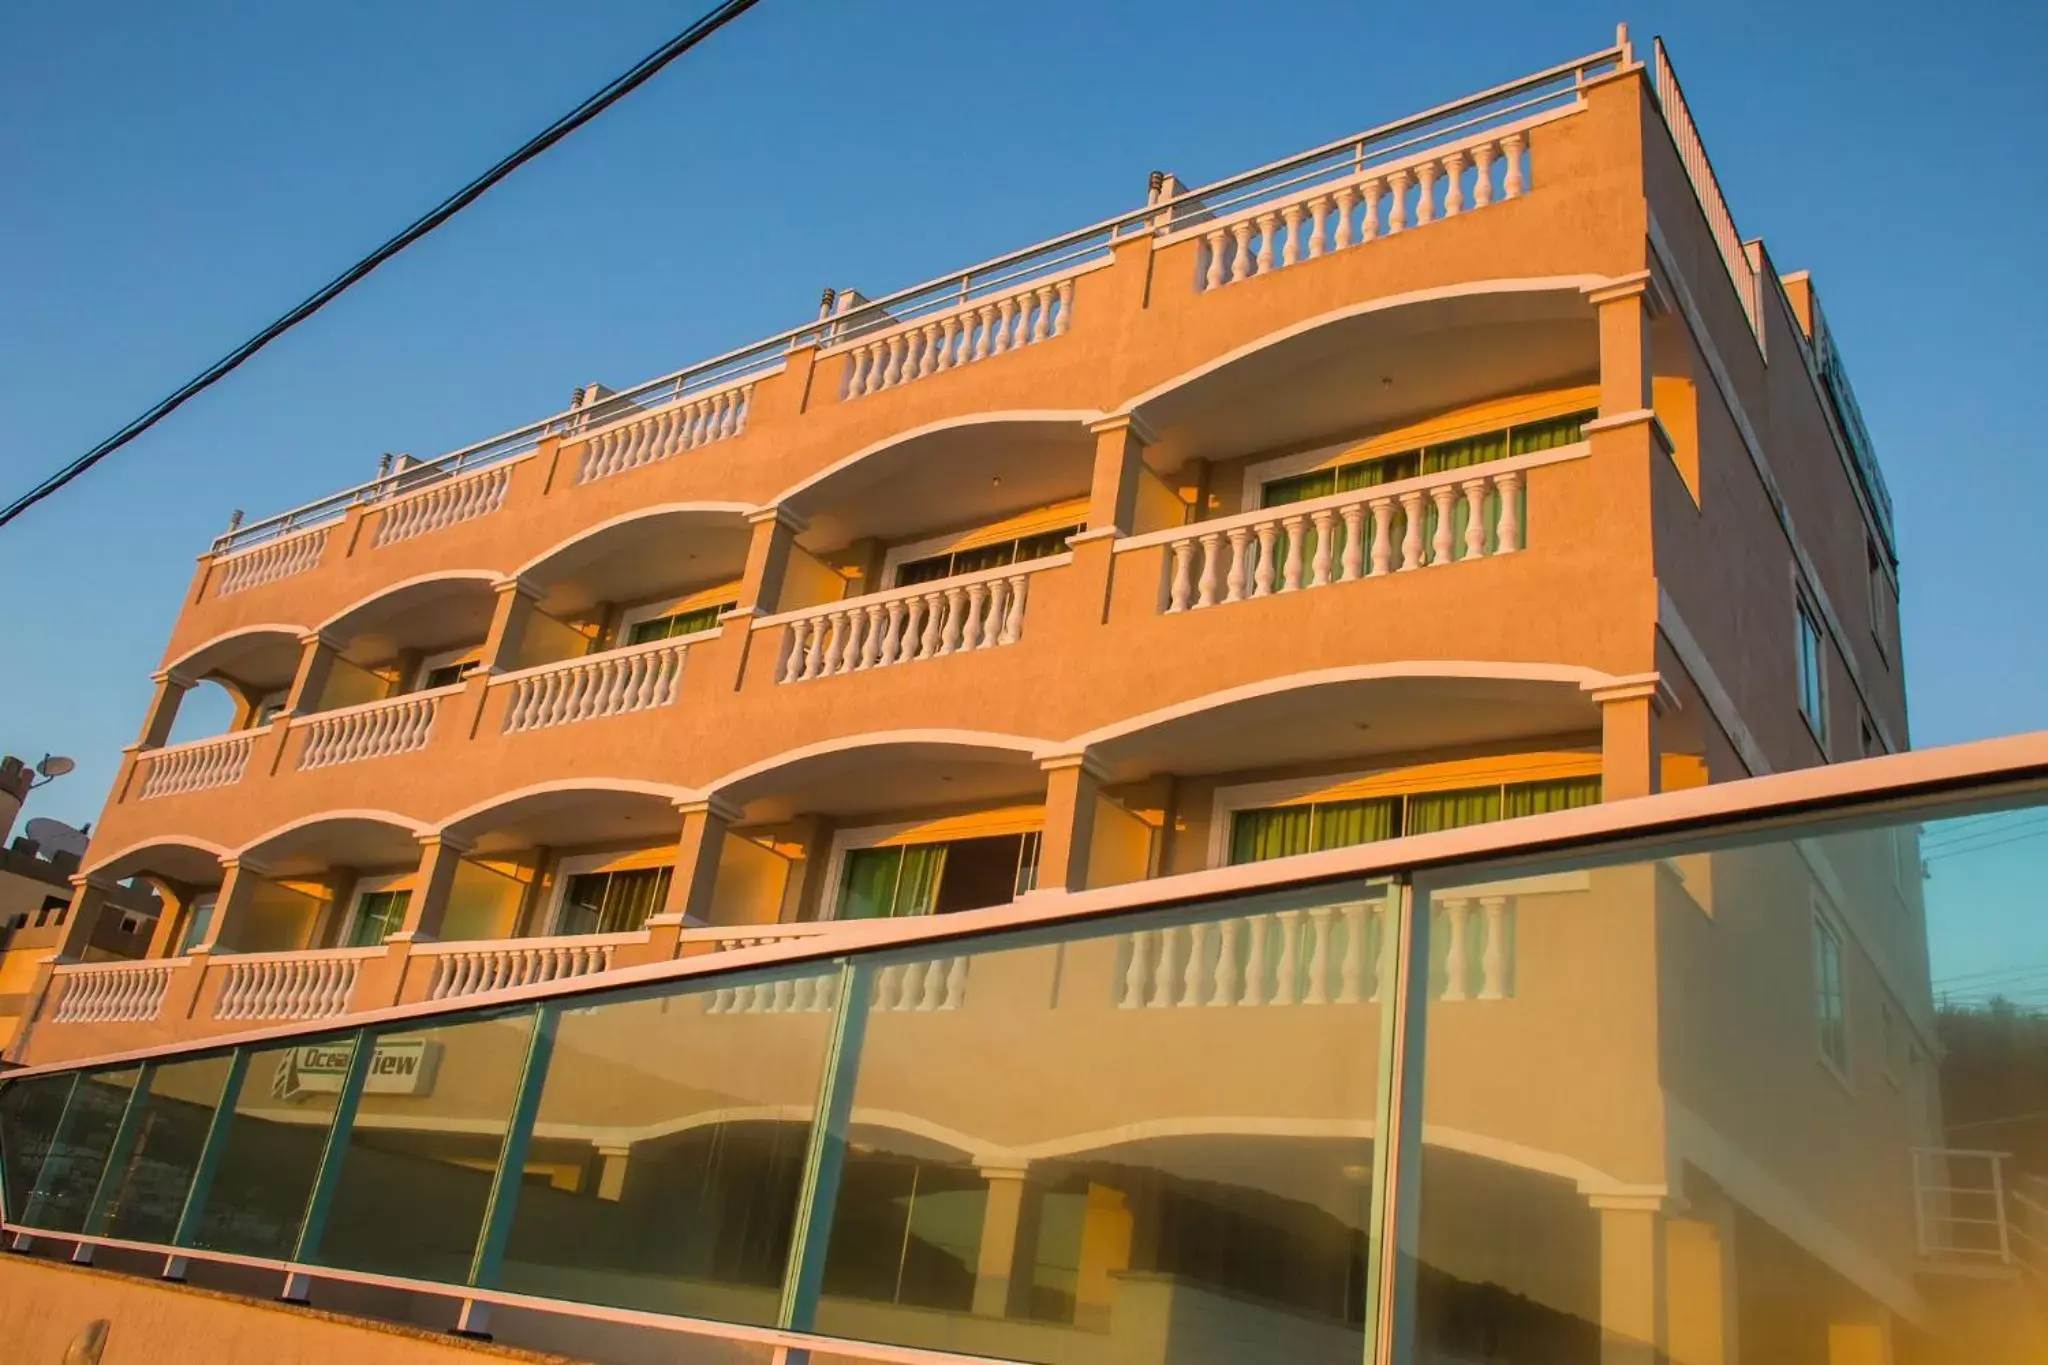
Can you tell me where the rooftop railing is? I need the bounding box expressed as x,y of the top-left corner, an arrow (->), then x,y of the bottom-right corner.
207,36 -> 1632,559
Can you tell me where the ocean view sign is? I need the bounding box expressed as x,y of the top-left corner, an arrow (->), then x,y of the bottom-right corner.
272,1037 -> 441,1099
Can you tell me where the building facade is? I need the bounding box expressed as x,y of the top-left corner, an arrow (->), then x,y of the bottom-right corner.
1,31 -> 1986,1365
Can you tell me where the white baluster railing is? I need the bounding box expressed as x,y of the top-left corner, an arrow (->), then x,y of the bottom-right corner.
136,731 -> 258,800
371,464 -> 511,547
1112,895 -> 1514,1008
213,949 -> 376,1022
834,276 -> 1077,402
495,635 -> 697,734
1180,122 -> 1540,296
49,961 -> 175,1024
763,555 -> 1063,685
576,381 -> 755,485
295,689 -> 450,770
212,526 -> 330,596
420,935 -> 633,1002
1126,444 -> 1592,614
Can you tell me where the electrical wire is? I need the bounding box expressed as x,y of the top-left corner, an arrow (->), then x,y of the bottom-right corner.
0,0 -> 764,531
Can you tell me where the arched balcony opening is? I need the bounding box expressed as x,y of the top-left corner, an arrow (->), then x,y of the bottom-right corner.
757,416 -> 1116,686
309,573 -> 500,712
224,813 -> 429,957
1116,288 -> 1603,620
511,506 -> 755,671
160,627 -> 306,742
705,733 -> 1054,927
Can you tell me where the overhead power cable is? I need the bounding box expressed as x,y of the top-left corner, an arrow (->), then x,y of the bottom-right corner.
0,0 -> 764,531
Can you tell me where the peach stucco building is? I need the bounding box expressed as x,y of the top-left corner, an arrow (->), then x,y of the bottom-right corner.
5,30 -> 2001,1365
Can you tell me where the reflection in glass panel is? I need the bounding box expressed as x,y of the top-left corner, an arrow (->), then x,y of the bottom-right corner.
186,1039 -> 348,1258
812,884 -> 1389,1363
495,965 -> 838,1323
92,1054 -> 233,1244
0,1073 -> 74,1223
19,1069 -> 138,1233
1408,794 -> 2048,1363
310,1010 -> 535,1281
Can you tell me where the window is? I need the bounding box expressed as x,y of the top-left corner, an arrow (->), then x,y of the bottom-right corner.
1813,913 -> 1848,1074
895,530 -> 1079,588
1867,535 -> 1893,659
1260,410 -> 1593,507
626,601 -> 734,645
1795,597 -> 1827,745
342,889 -> 410,948
420,660 -> 478,691
1227,776 -> 1600,866
557,866 -> 672,936
177,896 -> 217,954
838,834 -> 1040,919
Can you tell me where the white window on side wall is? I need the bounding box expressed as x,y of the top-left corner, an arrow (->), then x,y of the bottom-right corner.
1796,596 -> 1828,750
1812,907 -> 1849,1078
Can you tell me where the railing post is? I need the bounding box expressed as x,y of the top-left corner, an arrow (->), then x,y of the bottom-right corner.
283,1026 -> 375,1298
778,959 -> 872,1339
1993,1153 -> 2015,1266
165,1049 -> 250,1278
460,1004 -> 559,1333
1364,879 -> 1426,1365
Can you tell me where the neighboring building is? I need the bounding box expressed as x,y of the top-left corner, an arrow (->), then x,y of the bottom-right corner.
0,757 -> 157,1053
6,29 -> 1996,1365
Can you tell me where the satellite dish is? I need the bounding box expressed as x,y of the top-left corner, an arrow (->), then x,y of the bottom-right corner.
23,818 -> 88,860
35,755 -> 75,779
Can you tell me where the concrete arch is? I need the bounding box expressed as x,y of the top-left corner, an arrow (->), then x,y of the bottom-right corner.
84,834 -> 235,886
313,570 -> 502,641
767,410 -> 1102,515
439,778 -> 698,854
1052,662 -> 1625,782
511,501 -> 758,583
164,623 -> 309,682
705,728 -> 1055,825
1113,275 -> 1609,425
236,808 -> 432,878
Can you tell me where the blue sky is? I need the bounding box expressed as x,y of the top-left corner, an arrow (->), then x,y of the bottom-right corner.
0,0 -> 2042,844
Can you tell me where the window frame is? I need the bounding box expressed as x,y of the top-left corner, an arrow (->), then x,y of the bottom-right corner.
877,500 -> 1089,589
1811,900 -> 1851,1085
1795,594 -> 1829,752
543,846 -> 680,936
821,812 -> 1045,920
616,584 -> 743,648
340,876 -> 413,950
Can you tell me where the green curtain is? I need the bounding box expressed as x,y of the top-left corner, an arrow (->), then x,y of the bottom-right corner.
1229,807 -> 1314,865
1405,787 -> 1502,834
894,844 -> 946,916
841,847 -> 904,920
1422,430 -> 1507,474
1260,470 -> 1336,508
1508,409 -> 1594,454
344,891 -> 410,949
1311,797 -> 1402,851
1502,775 -> 1602,818
627,602 -> 734,646
1338,451 -> 1419,490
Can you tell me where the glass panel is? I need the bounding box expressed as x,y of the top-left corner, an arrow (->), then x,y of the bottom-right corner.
1406,786 -> 2048,1363
18,1068 -> 139,1233
931,835 -> 1023,915
812,883 -> 1390,1362
1229,806 -> 1314,864
952,541 -> 1019,575
309,1010 -> 536,1281
1507,409 -> 1593,454
185,1038 -> 350,1258
91,1054 -> 234,1243
560,868 -> 671,936
1313,797 -> 1402,851
1422,429 -> 1507,474
1406,786 -> 1501,835
841,847 -> 904,920
1261,470 -> 1336,507
627,603 -> 732,645
495,963 -> 839,1323
895,555 -> 952,588
1501,775 -> 1602,819
893,844 -> 946,916
0,1073 -> 76,1222
344,890 -> 410,949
